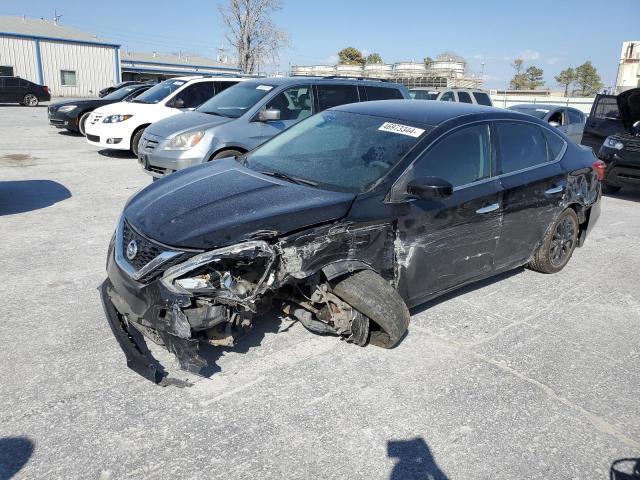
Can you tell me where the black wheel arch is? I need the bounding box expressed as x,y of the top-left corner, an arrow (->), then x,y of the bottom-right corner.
209,146 -> 248,161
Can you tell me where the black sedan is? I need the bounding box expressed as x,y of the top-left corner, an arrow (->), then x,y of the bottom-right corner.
98,81 -> 146,98
48,84 -> 151,135
100,100 -> 602,385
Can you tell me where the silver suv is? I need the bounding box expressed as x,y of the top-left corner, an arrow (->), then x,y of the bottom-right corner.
409,88 -> 493,106
139,77 -> 409,178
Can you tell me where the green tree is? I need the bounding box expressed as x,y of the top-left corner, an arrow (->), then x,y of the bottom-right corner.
511,58 -> 524,75
509,58 -> 526,90
338,47 -> 365,65
554,67 -> 576,97
366,53 -> 383,64
574,61 -> 603,96
424,56 -> 433,68
524,65 -> 545,89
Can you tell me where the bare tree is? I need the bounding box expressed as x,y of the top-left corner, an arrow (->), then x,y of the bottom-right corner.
219,0 -> 289,74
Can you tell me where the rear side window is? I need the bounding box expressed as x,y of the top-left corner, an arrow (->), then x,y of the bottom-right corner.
568,109 -> 584,124
473,92 -> 492,106
215,81 -> 237,94
413,123 -> 491,187
365,86 -> 404,100
496,122 -> 549,174
593,97 -> 619,119
316,84 -> 359,110
439,91 -> 455,102
457,91 -> 473,103
542,128 -> 566,160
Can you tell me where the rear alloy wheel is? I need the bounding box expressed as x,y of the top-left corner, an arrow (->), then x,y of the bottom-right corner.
211,149 -> 243,161
602,182 -> 621,195
23,94 -> 38,107
528,208 -> 579,274
78,112 -> 92,136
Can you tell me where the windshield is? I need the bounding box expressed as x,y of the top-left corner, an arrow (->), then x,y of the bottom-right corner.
245,110 -> 428,193
103,85 -> 143,101
509,107 -> 549,119
132,79 -> 186,104
197,82 -> 273,118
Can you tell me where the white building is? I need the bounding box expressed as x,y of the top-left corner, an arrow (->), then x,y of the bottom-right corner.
616,41 -> 640,93
0,16 -> 120,97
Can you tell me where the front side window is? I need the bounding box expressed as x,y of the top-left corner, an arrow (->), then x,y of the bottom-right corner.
265,85 -> 313,120
245,111 -> 427,193
496,122 -> 549,174
172,81 -> 215,108
413,123 -> 491,187
316,84 -> 359,111
215,81 -> 237,94
568,109 -> 584,124
61,70 -> 77,86
4,78 -> 19,87
439,91 -> 455,102
548,109 -> 566,125
133,79 -> 186,104
473,92 -> 492,106
196,82 -> 272,118
366,86 -> 404,101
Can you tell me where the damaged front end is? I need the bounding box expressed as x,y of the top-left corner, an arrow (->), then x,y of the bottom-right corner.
101,217 -> 404,385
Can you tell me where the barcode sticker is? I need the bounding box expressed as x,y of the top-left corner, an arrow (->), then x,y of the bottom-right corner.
378,122 -> 425,138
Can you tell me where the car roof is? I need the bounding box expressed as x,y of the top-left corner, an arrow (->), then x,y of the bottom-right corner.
239,76 -> 403,88
509,103 -> 567,111
332,99 -> 514,126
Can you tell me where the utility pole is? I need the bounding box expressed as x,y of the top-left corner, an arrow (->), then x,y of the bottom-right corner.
53,9 -> 62,25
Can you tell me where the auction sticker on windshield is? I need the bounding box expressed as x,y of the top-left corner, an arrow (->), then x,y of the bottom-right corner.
256,85 -> 273,91
378,122 -> 425,138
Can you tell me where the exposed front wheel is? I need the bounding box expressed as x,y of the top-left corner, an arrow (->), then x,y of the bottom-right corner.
23,94 -> 38,107
211,149 -> 244,161
131,128 -> 145,157
78,112 -> 92,136
528,208 -> 579,274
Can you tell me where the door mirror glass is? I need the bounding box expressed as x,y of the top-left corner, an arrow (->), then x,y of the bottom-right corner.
258,108 -> 281,122
548,121 -> 560,128
406,177 -> 453,199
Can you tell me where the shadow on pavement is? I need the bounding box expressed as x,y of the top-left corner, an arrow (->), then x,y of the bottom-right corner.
0,180 -> 71,215
98,149 -> 136,159
0,436 -> 35,479
605,187 -> 640,202
611,458 -> 640,480
388,437 -> 448,480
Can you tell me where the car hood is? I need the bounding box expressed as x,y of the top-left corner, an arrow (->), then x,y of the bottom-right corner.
50,98 -> 108,109
123,158 -> 355,250
617,88 -> 640,131
93,101 -> 161,116
145,111 -> 232,139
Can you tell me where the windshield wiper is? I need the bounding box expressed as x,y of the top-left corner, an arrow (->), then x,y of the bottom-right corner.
259,170 -> 318,187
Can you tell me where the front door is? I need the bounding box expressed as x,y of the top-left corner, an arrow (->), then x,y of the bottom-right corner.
566,108 -> 585,143
493,121 -> 567,269
395,122 -> 502,303
581,95 -> 623,150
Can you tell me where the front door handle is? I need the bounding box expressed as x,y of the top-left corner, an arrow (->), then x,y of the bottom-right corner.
476,203 -> 500,214
545,185 -> 564,195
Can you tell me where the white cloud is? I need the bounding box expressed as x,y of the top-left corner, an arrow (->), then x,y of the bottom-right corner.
519,49 -> 541,61
546,56 -> 562,65
321,54 -> 339,65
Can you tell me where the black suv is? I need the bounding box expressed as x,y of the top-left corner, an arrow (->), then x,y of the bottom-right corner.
583,88 -> 640,193
0,76 -> 50,106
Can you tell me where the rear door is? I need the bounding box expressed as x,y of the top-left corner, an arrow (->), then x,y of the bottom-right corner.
493,121 -> 567,269
0,78 -> 6,102
3,77 -> 23,103
581,94 -> 623,150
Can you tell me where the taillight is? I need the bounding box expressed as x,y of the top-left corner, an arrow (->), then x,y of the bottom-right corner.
43,86 -> 49,93
592,159 -> 606,181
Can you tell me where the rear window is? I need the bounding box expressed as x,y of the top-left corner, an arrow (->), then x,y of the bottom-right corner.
365,86 -> 404,101
317,84 -> 359,110
473,92 -> 492,106
593,97 -> 619,119
457,91 -> 473,104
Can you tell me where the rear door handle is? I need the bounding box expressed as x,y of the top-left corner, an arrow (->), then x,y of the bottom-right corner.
476,203 -> 500,214
545,185 -> 564,195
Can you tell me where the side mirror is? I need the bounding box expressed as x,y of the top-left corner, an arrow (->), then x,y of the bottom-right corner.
406,176 -> 453,200
548,121 -> 560,128
172,97 -> 185,109
258,108 -> 281,122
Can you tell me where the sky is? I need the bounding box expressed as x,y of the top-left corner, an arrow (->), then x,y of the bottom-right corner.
2,0 -> 639,90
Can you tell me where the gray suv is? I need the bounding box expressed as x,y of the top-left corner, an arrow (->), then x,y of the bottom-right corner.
138,77 -> 409,177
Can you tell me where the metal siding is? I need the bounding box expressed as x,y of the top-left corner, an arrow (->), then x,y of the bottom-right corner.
39,40 -> 115,97
0,35 -> 39,81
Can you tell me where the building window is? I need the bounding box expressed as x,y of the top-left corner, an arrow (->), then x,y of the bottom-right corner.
60,70 -> 77,86
0,66 -> 14,76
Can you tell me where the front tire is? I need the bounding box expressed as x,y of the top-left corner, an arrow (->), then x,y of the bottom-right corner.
211,149 -> 244,161
78,112 -> 92,136
528,208 -> 579,274
23,94 -> 38,107
131,128 -> 145,157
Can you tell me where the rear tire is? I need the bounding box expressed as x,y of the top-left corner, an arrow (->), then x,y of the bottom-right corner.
528,208 -> 579,274
211,149 -> 243,161
602,182 -> 621,194
332,269 -> 410,349
23,94 -> 38,107
131,128 -> 145,157
78,111 -> 92,136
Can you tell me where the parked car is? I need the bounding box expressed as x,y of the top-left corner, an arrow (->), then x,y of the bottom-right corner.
48,84 -> 152,135
508,104 -> 586,143
99,81 -> 147,98
85,76 -> 243,157
593,87 -> 640,193
138,77 -> 409,178
409,87 -> 493,106
0,76 -> 50,106
100,100 -> 602,384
